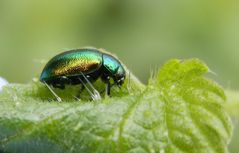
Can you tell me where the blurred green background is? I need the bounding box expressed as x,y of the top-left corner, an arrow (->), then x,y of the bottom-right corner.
0,0 -> 238,152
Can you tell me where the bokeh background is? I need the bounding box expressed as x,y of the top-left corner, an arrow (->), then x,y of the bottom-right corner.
0,0 -> 238,152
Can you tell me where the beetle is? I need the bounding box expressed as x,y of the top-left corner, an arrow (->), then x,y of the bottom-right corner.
40,48 -> 126,101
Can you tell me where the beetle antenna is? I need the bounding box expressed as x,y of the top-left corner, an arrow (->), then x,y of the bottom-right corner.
43,81 -> 62,102
80,72 -> 101,101
100,83 -> 116,95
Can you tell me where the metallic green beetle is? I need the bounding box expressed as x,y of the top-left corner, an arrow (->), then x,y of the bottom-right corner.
40,48 -> 126,96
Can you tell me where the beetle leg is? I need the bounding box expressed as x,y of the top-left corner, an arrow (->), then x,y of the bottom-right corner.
99,82 -> 114,95
59,76 -> 81,101
103,75 -> 111,96
106,81 -> 111,96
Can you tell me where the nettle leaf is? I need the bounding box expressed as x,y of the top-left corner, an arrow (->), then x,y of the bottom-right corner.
0,59 -> 232,153
225,90 -> 239,118
225,90 -> 239,153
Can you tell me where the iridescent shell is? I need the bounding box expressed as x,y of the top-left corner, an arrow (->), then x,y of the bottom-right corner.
40,48 -> 126,89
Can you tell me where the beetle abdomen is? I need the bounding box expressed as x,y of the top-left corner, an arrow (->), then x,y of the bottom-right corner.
40,49 -> 103,82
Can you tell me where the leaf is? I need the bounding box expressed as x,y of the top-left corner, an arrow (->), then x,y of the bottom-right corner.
224,90 -> 239,153
0,59 -> 232,153
225,90 -> 239,118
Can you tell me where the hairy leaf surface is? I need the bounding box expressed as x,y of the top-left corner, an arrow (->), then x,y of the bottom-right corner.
0,59 -> 232,153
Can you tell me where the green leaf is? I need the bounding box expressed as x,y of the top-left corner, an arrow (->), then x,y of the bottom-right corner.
225,90 -> 239,153
0,59 -> 232,153
225,90 -> 239,118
